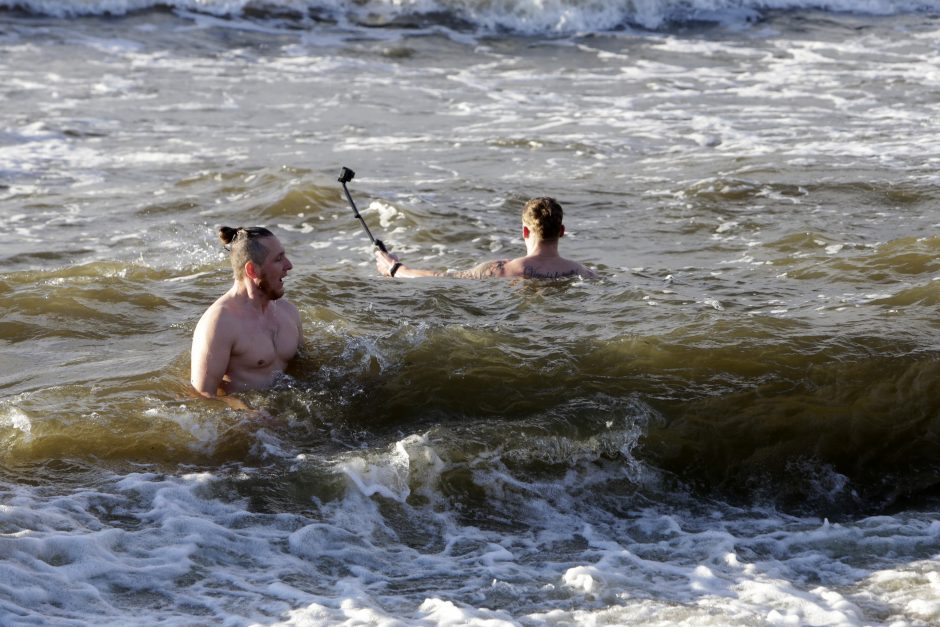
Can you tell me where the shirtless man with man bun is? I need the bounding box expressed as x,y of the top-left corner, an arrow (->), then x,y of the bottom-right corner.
190,226 -> 302,402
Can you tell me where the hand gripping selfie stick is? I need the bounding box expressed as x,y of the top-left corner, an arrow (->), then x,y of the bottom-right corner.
338,167 -> 387,253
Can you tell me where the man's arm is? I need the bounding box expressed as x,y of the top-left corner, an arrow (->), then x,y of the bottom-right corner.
284,299 -> 303,346
190,308 -> 233,398
449,260 -> 508,279
375,250 -> 508,279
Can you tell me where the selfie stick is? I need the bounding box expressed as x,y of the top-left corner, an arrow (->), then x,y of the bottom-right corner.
338,167 -> 387,253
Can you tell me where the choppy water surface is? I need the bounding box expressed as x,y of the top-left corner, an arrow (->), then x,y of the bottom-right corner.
2,1 -> 940,624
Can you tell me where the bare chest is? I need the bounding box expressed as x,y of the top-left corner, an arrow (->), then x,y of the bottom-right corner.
230,310 -> 299,371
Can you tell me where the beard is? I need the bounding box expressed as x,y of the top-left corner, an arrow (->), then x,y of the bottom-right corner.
258,276 -> 284,300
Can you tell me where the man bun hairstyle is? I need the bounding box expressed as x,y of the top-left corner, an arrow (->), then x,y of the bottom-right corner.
218,226 -> 274,279
522,197 -> 564,240
218,226 -> 239,246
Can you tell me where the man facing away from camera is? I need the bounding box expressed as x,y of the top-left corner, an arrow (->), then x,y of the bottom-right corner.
374,197 -> 596,280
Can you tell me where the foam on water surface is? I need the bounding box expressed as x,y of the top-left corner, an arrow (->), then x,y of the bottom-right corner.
3,431 -> 940,625
2,0 -> 939,32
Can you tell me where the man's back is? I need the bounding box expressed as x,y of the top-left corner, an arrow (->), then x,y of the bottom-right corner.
503,255 -> 595,279
449,255 -> 595,280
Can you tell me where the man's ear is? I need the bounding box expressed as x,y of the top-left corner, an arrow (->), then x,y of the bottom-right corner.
559,224 -> 565,238
244,261 -> 259,280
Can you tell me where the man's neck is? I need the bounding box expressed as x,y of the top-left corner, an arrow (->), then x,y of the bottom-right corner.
525,239 -> 561,258
231,279 -> 272,313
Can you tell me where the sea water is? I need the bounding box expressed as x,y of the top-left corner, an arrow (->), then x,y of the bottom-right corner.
1,0 -> 940,624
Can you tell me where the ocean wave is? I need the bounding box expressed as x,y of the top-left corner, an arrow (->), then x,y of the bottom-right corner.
2,0 -> 939,32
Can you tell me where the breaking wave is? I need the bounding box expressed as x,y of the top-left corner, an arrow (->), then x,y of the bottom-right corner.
2,0 -> 939,33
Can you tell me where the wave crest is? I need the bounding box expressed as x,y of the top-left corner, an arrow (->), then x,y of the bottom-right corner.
3,0 -> 938,33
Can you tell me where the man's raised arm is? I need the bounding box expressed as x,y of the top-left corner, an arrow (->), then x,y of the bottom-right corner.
375,250 -> 508,279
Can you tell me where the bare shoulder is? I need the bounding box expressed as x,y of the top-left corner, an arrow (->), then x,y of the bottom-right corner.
279,298 -> 303,336
519,259 -> 597,280
194,293 -> 240,340
195,295 -> 227,329
278,297 -> 301,320
575,263 -> 598,279
450,260 -> 511,279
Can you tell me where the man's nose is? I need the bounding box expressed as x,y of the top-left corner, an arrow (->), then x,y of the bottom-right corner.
285,257 -> 293,271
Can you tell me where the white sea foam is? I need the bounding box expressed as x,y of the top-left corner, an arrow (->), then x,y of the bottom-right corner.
2,0 -> 938,32
368,200 -> 400,229
144,404 -> 221,453
1,427 -> 939,625
0,407 -> 32,440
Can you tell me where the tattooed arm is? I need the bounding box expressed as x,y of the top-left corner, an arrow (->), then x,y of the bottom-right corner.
376,250 -> 509,279
448,260 -> 508,279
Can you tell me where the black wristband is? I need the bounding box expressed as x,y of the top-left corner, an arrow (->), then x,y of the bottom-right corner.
389,262 -> 403,277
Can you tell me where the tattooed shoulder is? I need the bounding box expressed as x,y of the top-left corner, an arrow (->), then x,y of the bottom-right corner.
450,260 -> 508,279
522,266 -> 581,279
